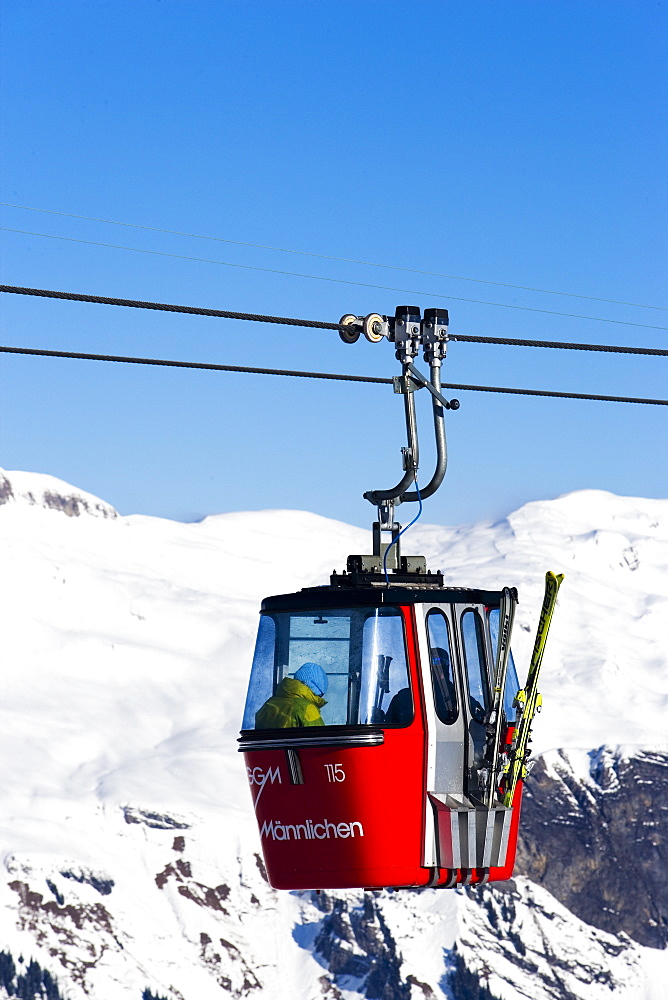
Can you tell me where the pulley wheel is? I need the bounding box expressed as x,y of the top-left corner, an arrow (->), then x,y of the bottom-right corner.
363,313 -> 385,343
339,314 -> 361,344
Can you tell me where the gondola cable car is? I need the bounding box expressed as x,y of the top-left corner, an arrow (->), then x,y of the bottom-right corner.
239,305 -> 562,891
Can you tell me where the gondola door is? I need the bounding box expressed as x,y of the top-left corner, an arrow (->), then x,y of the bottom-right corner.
420,598 -> 521,885
417,602 -> 468,882
457,605 -> 492,802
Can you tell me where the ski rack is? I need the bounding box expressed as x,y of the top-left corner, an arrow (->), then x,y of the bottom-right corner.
339,305 -> 460,580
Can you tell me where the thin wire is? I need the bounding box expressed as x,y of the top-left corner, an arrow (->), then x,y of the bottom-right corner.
2,285 -> 668,356
3,227 -> 666,332
383,481 -> 424,586
2,201 -> 664,313
2,345 -> 667,406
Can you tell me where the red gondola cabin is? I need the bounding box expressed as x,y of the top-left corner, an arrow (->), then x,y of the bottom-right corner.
240,567 -> 522,891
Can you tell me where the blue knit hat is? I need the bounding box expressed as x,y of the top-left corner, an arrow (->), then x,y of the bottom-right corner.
294,662 -> 328,697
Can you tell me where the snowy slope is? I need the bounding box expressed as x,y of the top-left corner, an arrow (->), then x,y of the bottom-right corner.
0,469 -> 666,999
411,490 -> 668,753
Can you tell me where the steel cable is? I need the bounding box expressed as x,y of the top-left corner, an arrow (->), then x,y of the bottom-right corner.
2,344 -> 666,406
0,284 -> 341,330
449,333 -> 668,357
2,285 -> 668,356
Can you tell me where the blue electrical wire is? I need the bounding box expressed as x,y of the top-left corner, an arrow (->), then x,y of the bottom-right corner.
383,480 -> 424,586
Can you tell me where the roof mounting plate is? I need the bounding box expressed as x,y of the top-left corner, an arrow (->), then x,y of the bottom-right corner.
331,554 -> 444,589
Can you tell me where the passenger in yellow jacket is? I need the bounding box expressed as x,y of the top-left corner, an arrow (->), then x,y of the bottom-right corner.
255,662 -> 328,729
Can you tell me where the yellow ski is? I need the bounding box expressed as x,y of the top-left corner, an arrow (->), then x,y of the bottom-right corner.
503,571 -> 564,807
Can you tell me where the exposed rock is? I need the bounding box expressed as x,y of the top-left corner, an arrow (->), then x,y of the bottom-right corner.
312,891 -> 410,1000
254,852 -> 268,883
9,879 -> 121,990
42,490 -> 105,518
61,868 -> 115,896
0,469 -> 118,518
155,857 -> 231,914
515,746 -> 668,948
123,806 -> 190,830
198,931 -> 262,995
451,877 -> 640,1000
0,475 -> 14,505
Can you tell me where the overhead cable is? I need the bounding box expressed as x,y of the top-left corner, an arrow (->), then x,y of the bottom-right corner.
2,228 -> 666,332
0,285 -> 341,330
2,285 -> 667,357
0,345 -> 390,384
2,345 -> 667,406
450,333 -> 668,357
2,201 -> 664,312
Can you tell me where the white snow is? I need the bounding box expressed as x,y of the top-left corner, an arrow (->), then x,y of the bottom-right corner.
1,468 -> 666,998
411,488 -> 668,754
457,877 -> 650,1000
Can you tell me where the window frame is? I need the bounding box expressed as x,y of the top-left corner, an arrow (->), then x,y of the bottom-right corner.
486,606 -> 521,724
460,608 -> 491,725
425,609 -> 459,726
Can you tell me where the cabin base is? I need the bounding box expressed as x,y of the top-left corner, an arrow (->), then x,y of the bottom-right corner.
429,793 -> 513,870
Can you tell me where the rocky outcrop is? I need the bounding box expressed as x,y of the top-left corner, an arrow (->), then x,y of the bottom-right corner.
310,890 -> 410,1000
0,470 -> 118,518
515,746 -> 668,948
449,747 -> 668,999
8,879 -> 121,991
302,748 -> 668,1000
451,877 -> 640,1000
122,806 -> 190,830
0,475 -> 14,505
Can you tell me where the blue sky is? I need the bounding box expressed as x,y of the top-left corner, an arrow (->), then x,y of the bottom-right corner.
1,0 -> 666,529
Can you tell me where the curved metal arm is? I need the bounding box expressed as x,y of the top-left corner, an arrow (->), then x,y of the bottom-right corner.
363,364 -> 419,506
401,362 -> 447,503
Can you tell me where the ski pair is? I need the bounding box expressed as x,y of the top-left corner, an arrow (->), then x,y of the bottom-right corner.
501,571 -> 564,808
484,585 -> 518,807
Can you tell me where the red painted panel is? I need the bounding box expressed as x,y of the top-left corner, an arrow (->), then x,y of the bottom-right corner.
488,781 -> 523,882
243,607 -> 432,890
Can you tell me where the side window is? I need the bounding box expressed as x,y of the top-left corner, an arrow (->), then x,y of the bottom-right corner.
241,615 -> 277,730
488,608 -> 521,722
426,610 -> 458,725
359,610 -> 412,726
461,610 -> 489,724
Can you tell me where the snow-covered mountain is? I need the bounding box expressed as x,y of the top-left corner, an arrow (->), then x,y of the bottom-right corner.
0,469 -> 666,999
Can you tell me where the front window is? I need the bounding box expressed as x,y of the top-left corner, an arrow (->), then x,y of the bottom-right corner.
241,607 -> 412,730
488,608 -> 521,722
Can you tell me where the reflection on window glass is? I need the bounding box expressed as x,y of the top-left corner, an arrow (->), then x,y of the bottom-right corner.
241,615 -> 277,730
461,610 -> 489,724
488,608 -> 521,722
242,608 -> 412,730
359,612 -> 412,725
288,615 -> 352,727
426,611 -> 458,725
